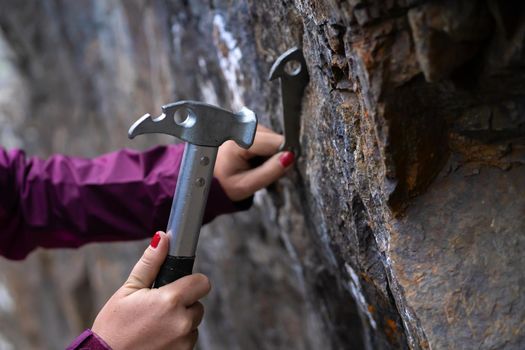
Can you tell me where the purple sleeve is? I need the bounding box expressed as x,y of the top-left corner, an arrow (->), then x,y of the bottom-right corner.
66,329 -> 111,350
0,145 -> 251,260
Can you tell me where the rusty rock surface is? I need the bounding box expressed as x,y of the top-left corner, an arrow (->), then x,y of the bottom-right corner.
0,0 -> 523,349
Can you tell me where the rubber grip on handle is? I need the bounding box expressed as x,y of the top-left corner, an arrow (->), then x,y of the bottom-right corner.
153,255 -> 195,288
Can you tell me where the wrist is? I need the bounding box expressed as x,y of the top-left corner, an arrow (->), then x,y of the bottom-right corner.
90,329 -> 112,349
66,329 -> 112,350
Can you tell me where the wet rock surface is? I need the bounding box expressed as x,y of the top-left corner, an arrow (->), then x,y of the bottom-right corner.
0,1 -> 523,349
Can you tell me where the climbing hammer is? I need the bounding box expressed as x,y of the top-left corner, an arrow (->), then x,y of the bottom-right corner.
129,100 -> 257,287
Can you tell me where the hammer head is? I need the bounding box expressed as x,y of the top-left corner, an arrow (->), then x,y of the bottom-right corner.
128,100 -> 257,149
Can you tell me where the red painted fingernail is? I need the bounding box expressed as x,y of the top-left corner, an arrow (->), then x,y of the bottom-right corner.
150,232 -> 161,248
279,151 -> 295,168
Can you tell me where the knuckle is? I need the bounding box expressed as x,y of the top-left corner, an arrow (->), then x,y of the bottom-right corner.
153,288 -> 176,308
170,290 -> 184,307
239,148 -> 250,158
177,316 -> 193,335
157,289 -> 173,304
219,141 -> 237,155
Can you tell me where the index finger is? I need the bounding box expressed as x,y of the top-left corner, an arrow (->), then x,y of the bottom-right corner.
256,124 -> 275,133
162,273 -> 211,307
244,129 -> 283,158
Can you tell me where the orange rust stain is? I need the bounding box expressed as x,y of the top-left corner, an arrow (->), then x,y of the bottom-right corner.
360,272 -> 372,283
448,132 -> 513,169
368,305 -> 376,314
406,162 -> 419,191
386,319 -> 397,331
384,318 -> 399,344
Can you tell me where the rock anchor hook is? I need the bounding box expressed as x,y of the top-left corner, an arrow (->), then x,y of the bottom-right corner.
269,47 -> 309,158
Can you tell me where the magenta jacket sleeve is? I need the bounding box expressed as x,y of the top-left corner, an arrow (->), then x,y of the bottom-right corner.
66,329 -> 111,350
0,145 -> 251,260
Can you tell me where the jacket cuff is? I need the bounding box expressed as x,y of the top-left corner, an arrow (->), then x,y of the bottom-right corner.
66,329 -> 112,350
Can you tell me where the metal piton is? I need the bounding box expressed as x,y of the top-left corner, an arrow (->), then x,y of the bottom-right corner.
269,47 -> 309,157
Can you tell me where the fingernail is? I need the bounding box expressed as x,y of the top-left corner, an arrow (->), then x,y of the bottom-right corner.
279,151 -> 295,168
150,232 -> 161,248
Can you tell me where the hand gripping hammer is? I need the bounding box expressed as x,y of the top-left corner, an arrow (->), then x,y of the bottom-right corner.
129,100 -> 257,287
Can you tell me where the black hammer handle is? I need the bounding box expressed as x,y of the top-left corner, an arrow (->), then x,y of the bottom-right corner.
153,255 -> 195,288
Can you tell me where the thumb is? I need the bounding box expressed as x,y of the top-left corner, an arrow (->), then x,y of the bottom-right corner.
122,231 -> 169,293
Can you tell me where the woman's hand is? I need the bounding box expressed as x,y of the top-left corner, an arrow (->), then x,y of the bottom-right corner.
92,232 -> 210,350
215,125 -> 295,201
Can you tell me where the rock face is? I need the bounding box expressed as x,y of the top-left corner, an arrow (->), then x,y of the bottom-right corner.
0,0 -> 524,349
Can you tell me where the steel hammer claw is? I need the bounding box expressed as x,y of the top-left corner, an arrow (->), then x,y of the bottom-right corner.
129,100 -> 257,149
